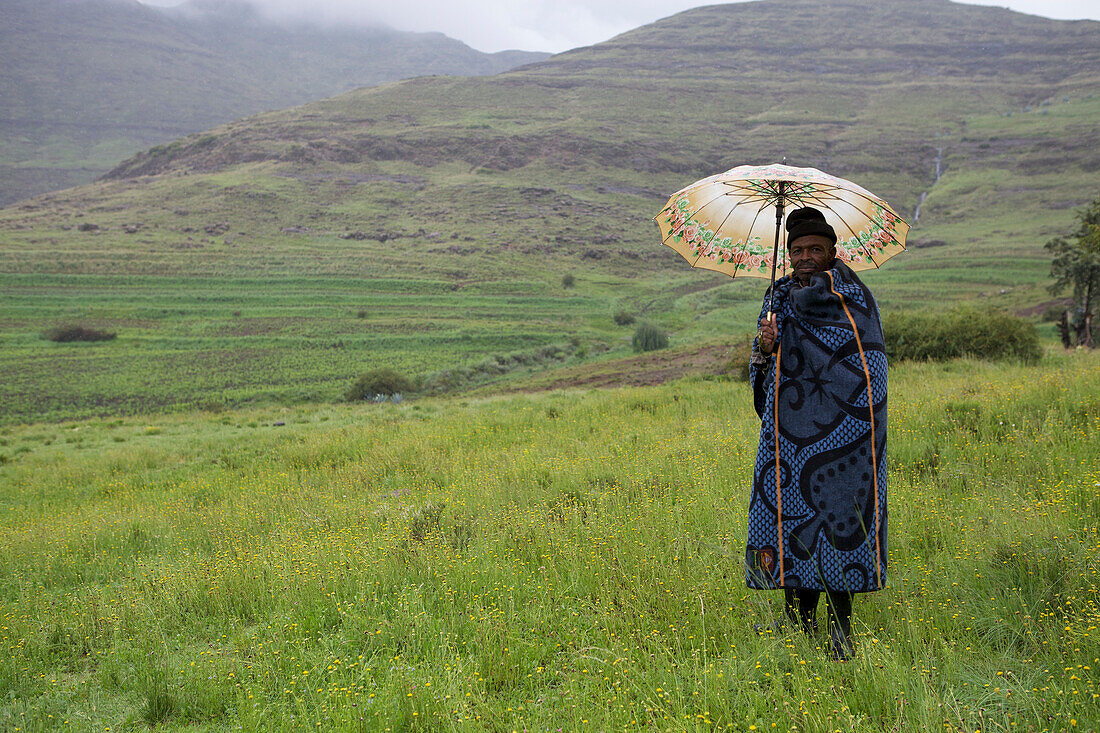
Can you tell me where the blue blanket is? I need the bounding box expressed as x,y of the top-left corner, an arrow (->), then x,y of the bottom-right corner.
746,260 -> 888,593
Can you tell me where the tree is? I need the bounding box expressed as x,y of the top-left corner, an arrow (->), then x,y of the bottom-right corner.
1045,196 -> 1100,348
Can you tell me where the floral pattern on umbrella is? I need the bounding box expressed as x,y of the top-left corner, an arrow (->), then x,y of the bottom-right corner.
655,164 -> 909,280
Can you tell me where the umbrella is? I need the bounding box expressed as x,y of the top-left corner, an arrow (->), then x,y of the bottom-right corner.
654,163 -> 909,312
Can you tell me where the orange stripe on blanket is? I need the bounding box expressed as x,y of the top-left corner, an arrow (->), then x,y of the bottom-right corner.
773,343 -> 784,585
825,271 -> 882,589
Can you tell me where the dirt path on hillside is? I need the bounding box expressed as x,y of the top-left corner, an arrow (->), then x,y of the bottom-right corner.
495,342 -> 737,394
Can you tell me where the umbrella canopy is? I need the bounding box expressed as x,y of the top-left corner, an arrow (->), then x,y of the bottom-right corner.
655,163 -> 909,280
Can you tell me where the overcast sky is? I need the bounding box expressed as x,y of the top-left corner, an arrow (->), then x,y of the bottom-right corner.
139,0 -> 1100,53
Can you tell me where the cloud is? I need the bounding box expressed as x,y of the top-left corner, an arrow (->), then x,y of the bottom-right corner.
259,0 -> 634,52
139,0 -> 1100,53
139,0 -> 730,52
957,0 -> 1100,21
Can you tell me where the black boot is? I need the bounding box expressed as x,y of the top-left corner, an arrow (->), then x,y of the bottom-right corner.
755,589 -> 819,635
783,589 -> 819,635
753,589 -> 795,634
826,591 -> 854,660
794,589 -> 820,636
783,588 -> 799,629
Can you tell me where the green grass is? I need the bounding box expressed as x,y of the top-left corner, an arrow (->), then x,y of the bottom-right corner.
0,264 -> 635,422
0,353 -> 1097,730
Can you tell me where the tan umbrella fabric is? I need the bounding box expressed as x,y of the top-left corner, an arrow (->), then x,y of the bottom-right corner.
655,163 -> 909,280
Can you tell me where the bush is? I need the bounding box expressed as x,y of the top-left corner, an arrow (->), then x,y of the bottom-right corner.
885,306 -> 1041,363
632,322 -> 669,352
613,310 -> 636,326
346,368 -> 416,401
42,325 -> 116,343
721,337 -> 754,381
561,273 -> 575,288
408,502 -> 444,543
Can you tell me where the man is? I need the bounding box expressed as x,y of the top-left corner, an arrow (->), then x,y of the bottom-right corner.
746,206 -> 888,660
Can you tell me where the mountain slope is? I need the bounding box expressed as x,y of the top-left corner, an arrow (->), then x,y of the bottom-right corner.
0,0 -> 547,205
1,0 -> 1099,423
105,0 -> 1100,187
95,0 -> 1100,281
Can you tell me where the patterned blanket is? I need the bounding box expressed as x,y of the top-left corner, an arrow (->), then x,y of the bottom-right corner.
746,260 -> 888,593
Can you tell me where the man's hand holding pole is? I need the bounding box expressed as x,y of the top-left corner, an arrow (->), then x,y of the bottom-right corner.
758,314 -> 777,355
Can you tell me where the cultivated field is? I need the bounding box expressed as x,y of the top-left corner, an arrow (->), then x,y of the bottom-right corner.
1,353 -> 1097,731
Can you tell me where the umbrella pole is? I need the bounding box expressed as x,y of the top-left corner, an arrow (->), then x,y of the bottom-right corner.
767,181 -> 786,319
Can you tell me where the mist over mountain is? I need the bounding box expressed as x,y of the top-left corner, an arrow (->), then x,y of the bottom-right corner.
0,0 -> 548,205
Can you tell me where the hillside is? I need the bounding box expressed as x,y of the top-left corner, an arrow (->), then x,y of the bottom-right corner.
93,0 -> 1100,283
0,0 -> 547,205
1,0 -> 1099,423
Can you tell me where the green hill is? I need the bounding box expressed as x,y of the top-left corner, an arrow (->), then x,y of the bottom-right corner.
1,0 -> 1099,423
0,0 -> 547,205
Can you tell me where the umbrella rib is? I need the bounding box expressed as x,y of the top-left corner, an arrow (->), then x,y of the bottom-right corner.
786,190 -> 864,243
794,183 -> 910,227
747,198 -> 784,276
707,198 -> 752,272
790,191 -> 848,220
687,193 -> 767,259
787,192 -> 857,223
659,187 -> 768,272
678,184 -> 773,237
723,179 -> 790,209
783,186 -> 907,270
660,191 -> 732,242
681,192 -> 778,260
783,181 -> 834,207
833,186 -> 910,226
659,181 -> 748,237
819,205 -> 882,267
725,195 -> 784,278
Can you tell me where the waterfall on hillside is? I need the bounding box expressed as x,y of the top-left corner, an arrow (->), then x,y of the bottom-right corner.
913,146 -> 944,223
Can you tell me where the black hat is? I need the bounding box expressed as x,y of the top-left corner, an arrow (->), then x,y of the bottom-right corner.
786,207 -> 837,246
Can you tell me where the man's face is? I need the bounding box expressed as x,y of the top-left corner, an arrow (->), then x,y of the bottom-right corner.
788,235 -> 836,284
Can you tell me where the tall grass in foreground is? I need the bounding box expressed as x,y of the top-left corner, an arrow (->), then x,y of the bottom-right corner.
0,353 -> 1098,731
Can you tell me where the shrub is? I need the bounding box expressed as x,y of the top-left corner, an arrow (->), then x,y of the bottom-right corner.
632,322 -> 669,352
721,337 -> 754,381
885,306 -> 1041,363
561,273 -> 575,288
141,685 -> 176,726
613,310 -> 636,326
42,325 -> 116,343
408,502 -> 444,543
345,367 -> 416,401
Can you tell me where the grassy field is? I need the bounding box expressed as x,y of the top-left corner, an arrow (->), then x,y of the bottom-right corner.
1,353 -> 1097,731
